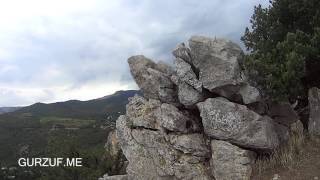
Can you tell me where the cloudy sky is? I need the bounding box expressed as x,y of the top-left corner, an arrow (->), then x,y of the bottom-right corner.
0,0 -> 269,106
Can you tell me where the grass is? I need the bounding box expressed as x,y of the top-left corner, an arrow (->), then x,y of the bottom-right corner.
252,129 -> 320,180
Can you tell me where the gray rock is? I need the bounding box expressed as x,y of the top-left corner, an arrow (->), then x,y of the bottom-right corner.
156,61 -> 174,76
177,82 -> 205,108
170,74 -> 180,85
308,87 -> 320,136
116,115 -> 162,180
168,133 -> 210,157
128,55 -> 179,105
239,84 -> 261,104
130,129 -> 177,177
197,98 -> 279,150
105,130 -> 121,157
188,36 -> 246,93
126,95 -> 161,130
211,140 -> 256,180
174,58 -> 202,92
157,103 -> 200,133
172,43 -> 193,64
173,154 -> 212,180
116,115 -> 211,179
268,102 -> 299,127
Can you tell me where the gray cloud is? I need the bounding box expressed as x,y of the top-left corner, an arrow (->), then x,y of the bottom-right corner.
0,0 -> 269,106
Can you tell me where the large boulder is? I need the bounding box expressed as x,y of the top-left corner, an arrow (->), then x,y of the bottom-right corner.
197,98 -> 279,150
308,87 -> 320,136
211,140 -> 256,180
188,36 -> 246,94
128,55 -> 179,105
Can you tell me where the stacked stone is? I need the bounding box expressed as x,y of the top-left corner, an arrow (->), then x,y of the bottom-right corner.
113,36 -> 283,180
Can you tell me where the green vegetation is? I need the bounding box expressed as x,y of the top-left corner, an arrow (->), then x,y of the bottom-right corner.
242,0 -> 320,102
0,90 -> 139,180
40,117 -> 95,128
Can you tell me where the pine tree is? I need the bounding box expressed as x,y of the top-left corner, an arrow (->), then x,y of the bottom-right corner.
242,0 -> 320,102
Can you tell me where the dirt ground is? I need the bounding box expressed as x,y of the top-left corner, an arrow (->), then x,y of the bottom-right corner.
251,138 -> 320,180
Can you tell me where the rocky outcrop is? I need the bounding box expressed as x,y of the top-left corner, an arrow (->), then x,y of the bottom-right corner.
107,36 -> 284,180
309,87 -> 320,136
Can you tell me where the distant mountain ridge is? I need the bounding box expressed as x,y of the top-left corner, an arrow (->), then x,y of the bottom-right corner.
6,90 -> 140,120
0,107 -> 22,114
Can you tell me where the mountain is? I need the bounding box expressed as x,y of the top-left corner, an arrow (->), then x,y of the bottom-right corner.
0,90 -> 140,178
10,90 -> 140,121
0,107 -> 21,114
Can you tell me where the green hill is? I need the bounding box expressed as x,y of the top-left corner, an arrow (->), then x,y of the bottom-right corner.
0,90 -> 139,180
12,90 -> 139,120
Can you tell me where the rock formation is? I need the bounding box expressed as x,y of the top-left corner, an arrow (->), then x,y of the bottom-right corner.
105,130 -> 121,157
108,36 -> 286,180
309,87 -> 320,136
